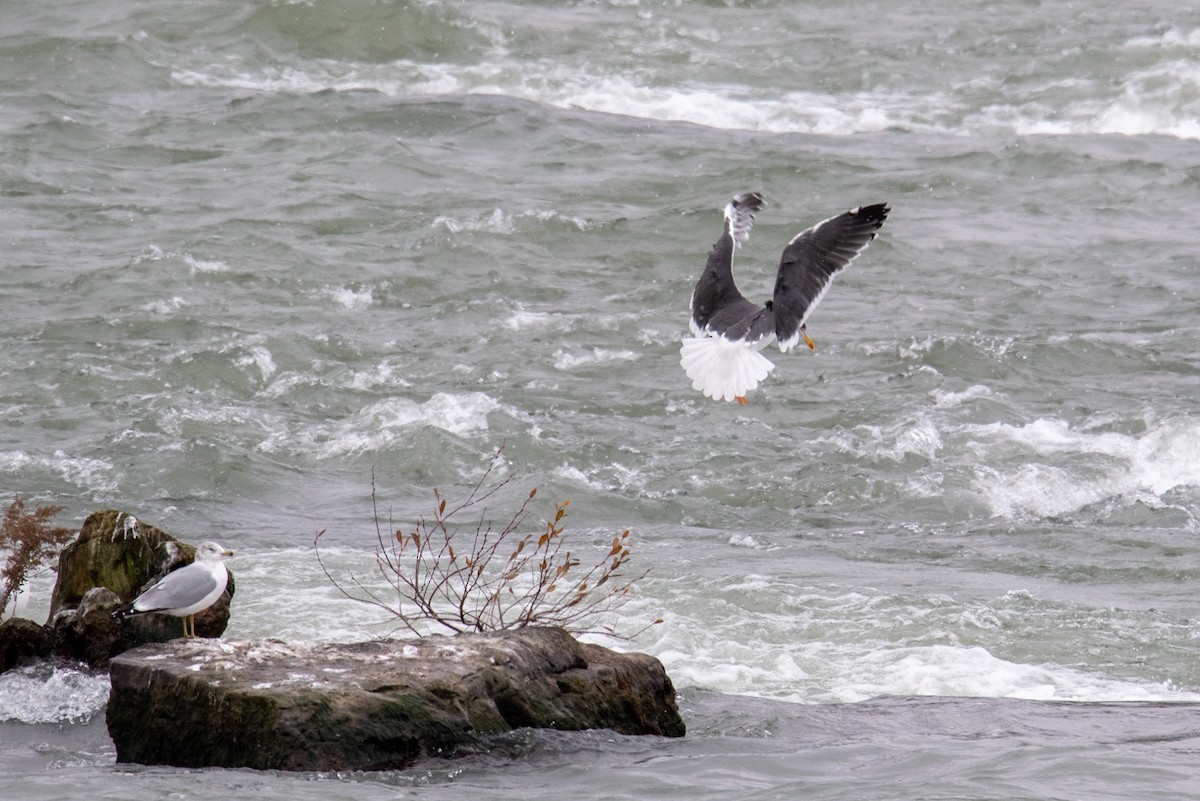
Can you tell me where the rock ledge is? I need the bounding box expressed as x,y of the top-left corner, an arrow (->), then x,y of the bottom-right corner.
106,626 -> 684,770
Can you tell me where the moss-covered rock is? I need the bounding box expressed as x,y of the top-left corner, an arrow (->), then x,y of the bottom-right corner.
0,510 -> 237,674
48,509 -> 233,653
50,510 -> 184,617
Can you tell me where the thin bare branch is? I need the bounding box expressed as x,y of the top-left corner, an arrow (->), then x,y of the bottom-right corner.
312,449 -> 655,638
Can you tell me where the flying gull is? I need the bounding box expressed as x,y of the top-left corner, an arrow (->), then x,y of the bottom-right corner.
680,193 -> 889,403
112,540 -> 234,638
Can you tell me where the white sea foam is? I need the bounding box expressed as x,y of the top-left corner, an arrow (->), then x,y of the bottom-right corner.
967,416 -> 1200,519
264,392 -> 501,458
816,414 -> 943,463
552,347 -> 639,370
345,360 -> 411,391
140,296 -> 189,314
433,208 -> 514,235
1001,71 -> 1200,140
324,284 -> 375,311
421,392 -> 501,436
0,450 -> 118,495
0,664 -> 111,724
431,208 -> 592,236
131,244 -> 166,264
1124,26 -> 1200,50
157,403 -> 258,438
553,463 -> 597,489
553,460 -> 652,497
643,584 -> 1200,705
727,533 -> 775,550
235,344 -> 278,382
226,545 -> 489,644
183,253 -> 230,274
932,384 -> 993,408
174,59 -> 919,135
172,49 -> 1200,139
503,310 -> 576,332
829,644 -> 1200,703
132,247 -> 230,275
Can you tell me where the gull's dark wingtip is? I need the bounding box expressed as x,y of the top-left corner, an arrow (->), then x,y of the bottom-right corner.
851,202 -> 891,228
731,191 -> 766,212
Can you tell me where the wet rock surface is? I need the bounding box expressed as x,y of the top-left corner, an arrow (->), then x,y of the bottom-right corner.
106,626 -> 685,771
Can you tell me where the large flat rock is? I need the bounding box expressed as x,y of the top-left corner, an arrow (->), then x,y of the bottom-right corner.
106,626 -> 684,770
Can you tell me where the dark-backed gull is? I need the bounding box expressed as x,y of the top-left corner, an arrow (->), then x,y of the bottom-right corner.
111,540 -> 233,638
680,193 -> 889,404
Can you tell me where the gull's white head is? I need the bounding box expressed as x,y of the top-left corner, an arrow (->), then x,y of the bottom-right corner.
195,541 -> 234,562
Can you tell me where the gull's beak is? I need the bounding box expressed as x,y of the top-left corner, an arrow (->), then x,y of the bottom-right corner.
803,332 -> 816,351
223,549 -> 235,557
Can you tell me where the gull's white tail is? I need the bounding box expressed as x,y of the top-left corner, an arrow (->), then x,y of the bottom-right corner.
680,336 -> 775,402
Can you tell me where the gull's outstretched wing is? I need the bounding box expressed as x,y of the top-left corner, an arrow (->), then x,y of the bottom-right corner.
689,192 -> 768,339
682,192 -> 779,402
772,203 -> 890,351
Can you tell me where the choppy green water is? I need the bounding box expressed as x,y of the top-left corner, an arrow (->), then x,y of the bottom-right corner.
3,1 -> 1200,797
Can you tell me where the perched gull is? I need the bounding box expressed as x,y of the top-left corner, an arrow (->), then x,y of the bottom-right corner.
680,193 -> 890,403
112,540 -> 234,639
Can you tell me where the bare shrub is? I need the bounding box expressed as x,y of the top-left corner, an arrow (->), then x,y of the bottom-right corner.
315,450 -> 657,638
1,495 -> 75,616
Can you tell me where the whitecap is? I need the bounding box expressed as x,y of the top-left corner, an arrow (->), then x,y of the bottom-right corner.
0,450 -> 34,472
0,664 -> 111,725
5,451 -> 119,495
172,48 -> 1200,140
266,392 -> 500,458
552,347 -> 638,370
170,58 -> 922,136
553,463 -> 597,489
987,59 -> 1200,141
1124,27 -> 1200,50
814,415 -> 943,464
967,416 -> 1200,518
323,284 -> 375,311
422,392 -> 501,436
183,253 -> 230,274
432,208 -> 514,235
235,344 -> 278,382
131,244 -> 166,264
346,360 -> 412,392
503,310 -> 576,332
932,384 -> 993,408
727,533 -> 772,550
830,643 -> 1200,703
145,296 -> 189,314
431,208 -> 591,236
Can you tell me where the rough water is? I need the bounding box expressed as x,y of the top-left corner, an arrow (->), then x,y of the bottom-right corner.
3,1 -> 1200,798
